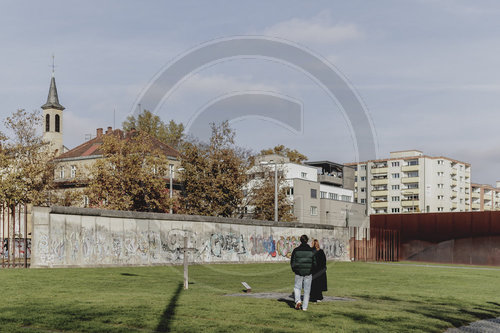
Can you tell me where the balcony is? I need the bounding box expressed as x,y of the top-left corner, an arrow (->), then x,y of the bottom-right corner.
372,178 -> 388,185
371,201 -> 388,208
401,200 -> 418,207
318,174 -> 343,186
472,192 -> 480,198
371,190 -> 388,197
401,188 -> 419,195
452,202 -> 457,209
451,191 -> 458,198
451,180 -> 457,187
371,167 -> 388,174
402,165 -> 419,172
401,177 -> 419,184
451,168 -> 457,176
472,203 -> 480,210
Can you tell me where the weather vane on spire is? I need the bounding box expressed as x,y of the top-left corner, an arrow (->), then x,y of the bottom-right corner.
51,54 -> 55,77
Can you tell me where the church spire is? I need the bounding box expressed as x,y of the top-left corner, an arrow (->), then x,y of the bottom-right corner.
41,76 -> 65,111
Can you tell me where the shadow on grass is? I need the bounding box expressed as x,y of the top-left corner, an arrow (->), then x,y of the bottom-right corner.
155,282 -> 183,332
120,273 -> 139,277
277,298 -> 296,309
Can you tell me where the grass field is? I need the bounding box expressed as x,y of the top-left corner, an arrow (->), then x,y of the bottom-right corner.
1,261 -> 499,332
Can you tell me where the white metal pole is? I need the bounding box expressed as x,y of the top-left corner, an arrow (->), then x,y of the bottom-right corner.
274,162 -> 278,222
169,164 -> 173,214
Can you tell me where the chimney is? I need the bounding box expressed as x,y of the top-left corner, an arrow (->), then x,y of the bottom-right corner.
96,128 -> 103,138
106,126 -> 112,134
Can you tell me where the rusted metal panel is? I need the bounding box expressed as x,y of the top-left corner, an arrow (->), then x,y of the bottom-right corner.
371,211 -> 500,266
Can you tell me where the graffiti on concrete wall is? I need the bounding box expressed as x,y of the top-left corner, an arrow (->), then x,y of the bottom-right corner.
33,215 -> 349,267
1,238 -> 31,259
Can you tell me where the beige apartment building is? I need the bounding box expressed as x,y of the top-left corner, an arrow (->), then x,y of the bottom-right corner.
470,182 -> 500,211
347,150 -> 471,215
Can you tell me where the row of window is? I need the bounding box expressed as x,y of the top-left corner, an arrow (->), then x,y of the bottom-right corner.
46,114 -> 61,133
59,165 -> 77,179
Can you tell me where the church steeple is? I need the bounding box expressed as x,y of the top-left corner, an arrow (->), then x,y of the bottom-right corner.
41,76 -> 65,111
42,60 -> 65,156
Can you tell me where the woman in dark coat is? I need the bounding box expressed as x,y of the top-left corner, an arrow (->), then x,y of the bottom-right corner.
310,239 -> 327,302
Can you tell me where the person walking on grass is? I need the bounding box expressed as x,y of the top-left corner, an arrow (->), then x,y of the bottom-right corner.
290,234 -> 316,311
310,239 -> 327,302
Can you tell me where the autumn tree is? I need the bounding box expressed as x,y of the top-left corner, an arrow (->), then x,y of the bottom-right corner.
85,131 -> 172,212
0,109 -> 54,206
260,144 -> 308,164
122,109 -> 184,149
179,121 -> 248,217
244,163 -> 295,222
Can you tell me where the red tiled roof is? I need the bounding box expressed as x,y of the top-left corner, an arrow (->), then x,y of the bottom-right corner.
54,129 -> 180,160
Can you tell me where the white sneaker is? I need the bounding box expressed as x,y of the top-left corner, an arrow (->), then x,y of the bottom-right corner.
302,308 -> 308,311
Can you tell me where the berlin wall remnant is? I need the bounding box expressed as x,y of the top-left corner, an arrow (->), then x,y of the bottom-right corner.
31,206 -> 349,268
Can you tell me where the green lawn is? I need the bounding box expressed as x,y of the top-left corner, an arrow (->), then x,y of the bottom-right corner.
1,262 -> 499,332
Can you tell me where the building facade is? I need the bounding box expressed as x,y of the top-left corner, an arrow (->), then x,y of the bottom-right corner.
348,150 -> 471,215
471,182 -> 500,211
247,154 -> 368,227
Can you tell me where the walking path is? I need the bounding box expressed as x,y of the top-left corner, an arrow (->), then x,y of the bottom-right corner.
444,317 -> 500,332
368,262 -> 500,271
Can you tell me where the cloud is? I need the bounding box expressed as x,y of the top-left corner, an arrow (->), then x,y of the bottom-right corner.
262,11 -> 363,45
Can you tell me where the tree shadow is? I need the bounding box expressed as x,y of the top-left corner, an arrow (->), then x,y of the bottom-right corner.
120,273 -> 139,277
155,282 -> 183,332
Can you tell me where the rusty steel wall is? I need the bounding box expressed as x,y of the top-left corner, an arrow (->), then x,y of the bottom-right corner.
371,211 -> 500,266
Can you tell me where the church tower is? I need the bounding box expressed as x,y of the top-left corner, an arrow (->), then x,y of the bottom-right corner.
41,72 -> 65,156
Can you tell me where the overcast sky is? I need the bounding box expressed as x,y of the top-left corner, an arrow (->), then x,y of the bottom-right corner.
1,1 -> 500,185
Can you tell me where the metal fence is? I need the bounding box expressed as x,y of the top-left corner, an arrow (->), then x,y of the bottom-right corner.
349,227 -> 400,262
1,204 -> 30,268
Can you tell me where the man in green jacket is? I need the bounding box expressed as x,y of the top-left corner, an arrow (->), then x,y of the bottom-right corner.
290,234 -> 316,311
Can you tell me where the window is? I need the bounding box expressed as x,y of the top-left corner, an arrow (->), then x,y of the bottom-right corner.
437,207 -> 444,212
392,173 -> 400,179
391,162 -> 400,167
361,165 -> 366,170
59,166 -> 65,179
437,184 -> 444,189
360,176 -> 366,181
354,176 -> 357,182
320,191 -> 327,199
360,187 -> 365,193
437,160 -> 444,165
55,114 -> 60,133
437,195 -> 444,200
392,196 -> 400,201
328,193 -> 334,200
392,185 -> 400,190
407,183 -> 419,189
301,172 -> 307,178
70,165 -> 76,178
286,188 -> 294,196
310,189 -> 317,198
45,114 -> 50,132
310,206 -> 318,216
83,196 -> 89,207
341,195 -> 351,202
437,172 -> 444,176
391,208 -> 400,213
360,199 -> 366,204
407,171 -> 419,177
407,159 -> 419,166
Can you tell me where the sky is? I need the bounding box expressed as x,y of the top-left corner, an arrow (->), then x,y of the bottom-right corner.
1,0 -> 500,185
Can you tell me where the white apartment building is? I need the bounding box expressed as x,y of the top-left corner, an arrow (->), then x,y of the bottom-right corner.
348,150 -> 471,215
246,154 -> 368,226
471,182 -> 500,211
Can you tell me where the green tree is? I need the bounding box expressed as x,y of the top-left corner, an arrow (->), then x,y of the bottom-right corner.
260,145 -> 308,164
0,109 -> 54,206
244,163 -> 295,222
85,131 -> 173,212
122,110 -> 184,149
179,121 -> 248,217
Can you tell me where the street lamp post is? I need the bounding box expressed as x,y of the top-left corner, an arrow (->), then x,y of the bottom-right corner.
274,161 -> 278,222
169,164 -> 174,214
